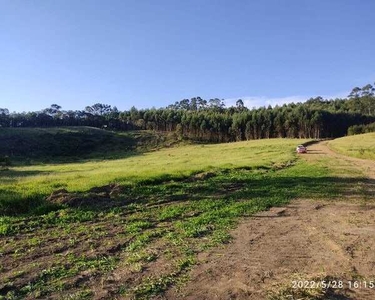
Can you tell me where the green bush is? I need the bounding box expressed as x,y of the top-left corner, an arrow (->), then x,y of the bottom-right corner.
348,122 -> 375,135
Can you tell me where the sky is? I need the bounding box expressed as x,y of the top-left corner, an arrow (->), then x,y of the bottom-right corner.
1,0 -> 375,113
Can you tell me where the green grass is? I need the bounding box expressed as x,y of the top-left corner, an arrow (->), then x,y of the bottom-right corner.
2,136 -> 367,299
0,138 -> 307,215
328,132 -> 375,160
0,157 -> 356,299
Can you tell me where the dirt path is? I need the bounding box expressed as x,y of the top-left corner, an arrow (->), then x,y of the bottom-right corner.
164,142 -> 375,300
306,141 -> 375,179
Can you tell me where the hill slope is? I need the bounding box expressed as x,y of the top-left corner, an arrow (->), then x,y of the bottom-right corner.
328,132 -> 375,160
2,137 -> 331,300
3,139 -> 373,299
0,138 -> 307,215
0,127 -> 179,163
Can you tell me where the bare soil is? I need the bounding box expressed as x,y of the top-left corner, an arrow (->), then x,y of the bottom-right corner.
46,184 -> 126,208
165,142 -> 375,300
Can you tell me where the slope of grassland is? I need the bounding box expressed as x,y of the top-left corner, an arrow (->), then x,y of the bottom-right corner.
1,137 -> 329,299
1,135 -> 373,299
0,138 -> 306,215
0,127 -> 179,163
328,132 -> 375,160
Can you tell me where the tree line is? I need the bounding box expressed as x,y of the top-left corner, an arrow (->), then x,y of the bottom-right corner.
1,82 -> 375,142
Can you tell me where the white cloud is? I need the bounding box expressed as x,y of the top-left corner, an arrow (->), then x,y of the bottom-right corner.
224,92 -> 348,109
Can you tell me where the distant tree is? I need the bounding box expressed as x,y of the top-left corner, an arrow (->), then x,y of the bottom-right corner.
51,104 -> 62,111
197,97 -> 207,110
208,98 -> 225,111
177,99 -> 189,110
175,123 -> 183,139
0,108 -> 10,127
361,84 -> 374,96
190,98 -> 198,111
85,103 -> 112,115
236,99 -> 245,109
43,104 -> 62,118
0,108 -> 9,115
348,87 -> 361,98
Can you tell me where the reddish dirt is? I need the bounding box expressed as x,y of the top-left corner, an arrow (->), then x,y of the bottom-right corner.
164,142 -> 375,300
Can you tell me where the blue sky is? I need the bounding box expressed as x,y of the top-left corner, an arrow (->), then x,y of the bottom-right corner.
1,0 -> 375,112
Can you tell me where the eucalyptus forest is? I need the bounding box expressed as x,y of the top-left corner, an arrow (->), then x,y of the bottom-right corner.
1,83 -> 375,142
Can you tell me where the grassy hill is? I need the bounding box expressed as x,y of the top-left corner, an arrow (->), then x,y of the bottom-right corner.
0,127 -> 180,164
328,132 -> 375,160
3,135 -> 357,299
0,138 -> 307,215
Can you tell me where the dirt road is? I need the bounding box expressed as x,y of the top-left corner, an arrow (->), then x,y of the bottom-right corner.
305,141 -> 375,179
164,142 -> 375,300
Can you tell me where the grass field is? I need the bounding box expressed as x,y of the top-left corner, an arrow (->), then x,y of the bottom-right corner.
1,138 -> 306,215
328,132 -> 375,160
1,134 -> 363,299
